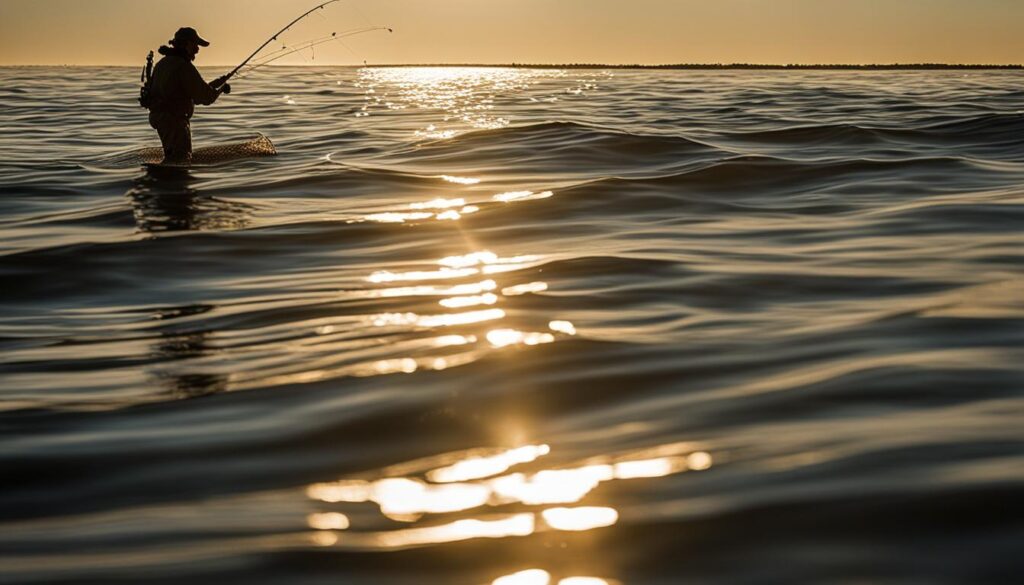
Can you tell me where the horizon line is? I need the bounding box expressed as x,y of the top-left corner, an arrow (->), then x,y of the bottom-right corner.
3,62 -> 1022,70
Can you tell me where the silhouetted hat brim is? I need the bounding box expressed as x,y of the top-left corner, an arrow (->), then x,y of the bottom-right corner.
174,28 -> 210,47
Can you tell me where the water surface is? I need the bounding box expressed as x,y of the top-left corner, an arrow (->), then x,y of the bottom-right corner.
1,66 -> 1022,584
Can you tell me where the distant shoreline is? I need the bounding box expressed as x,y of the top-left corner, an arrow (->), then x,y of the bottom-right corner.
370,63 -> 1024,70
5,63 -> 1023,70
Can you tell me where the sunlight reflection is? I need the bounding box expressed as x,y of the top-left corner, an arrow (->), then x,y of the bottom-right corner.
360,195 -> 485,225
491,466 -> 612,505
310,531 -> 339,547
364,211 -> 434,223
434,334 -> 477,347
436,209 -> 464,220
369,252 -> 543,283
377,280 -> 498,298
375,514 -> 535,547
613,457 -> 679,479
549,320 -> 577,335
373,478 -> 491,515
428,353 -> 479,371
415,125 -> 459,140
307,480 -> 372,503
347,250 -> 571,382
503,282 -> 549,296
484,262 -> 539,275
428,444 -> 551,483
688,451 -> 714,471
307,512 -> 350,530
439,250 -> 500,268
372,309 -> 506,328
318,476 -> 474,515
306,443 -> 712,549
356,67 -> 551,137
368,268 -> 479,283
494,190 -> 554,203
541,507 -> 619,531
492,572 -> 613,585
487,329 -> 556,348
494,570 -> 551,585
410,197 -> 466,210
441,251 -> 544,269
372,358 -> 418,375
363,205 -> 479,224
309,446 -> 710,518
440,293 -> 499,308
441,175 -> 482,185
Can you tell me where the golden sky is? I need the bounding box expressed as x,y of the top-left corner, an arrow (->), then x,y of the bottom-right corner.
1,0 -> 1022,66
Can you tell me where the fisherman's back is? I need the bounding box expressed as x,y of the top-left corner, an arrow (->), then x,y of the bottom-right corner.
149,51 -> 219,120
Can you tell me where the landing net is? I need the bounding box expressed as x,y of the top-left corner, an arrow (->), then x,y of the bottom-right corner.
90,134 -> 277,169
139,134 -> 278,165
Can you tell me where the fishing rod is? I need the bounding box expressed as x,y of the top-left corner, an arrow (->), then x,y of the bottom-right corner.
241,28 -> 389,71
233,27 -> 392,79
223,0 -> 343,82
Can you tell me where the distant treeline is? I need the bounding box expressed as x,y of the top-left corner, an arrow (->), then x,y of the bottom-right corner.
372,63 -> 1023,70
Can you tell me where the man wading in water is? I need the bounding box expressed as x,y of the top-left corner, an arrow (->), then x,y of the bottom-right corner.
148,27 -> 231,163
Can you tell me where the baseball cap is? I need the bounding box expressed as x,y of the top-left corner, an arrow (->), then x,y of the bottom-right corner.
173,27 -> 210,47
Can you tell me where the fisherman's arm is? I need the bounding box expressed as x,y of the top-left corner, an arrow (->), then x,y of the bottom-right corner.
183,65 -> 226,106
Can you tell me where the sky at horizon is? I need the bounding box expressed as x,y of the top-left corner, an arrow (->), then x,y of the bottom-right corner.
1,0 -> 1022,67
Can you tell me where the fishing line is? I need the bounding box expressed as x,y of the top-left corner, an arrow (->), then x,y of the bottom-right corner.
242,33 -> 334,67
233,27 -> 391,79
223,0 -> 343,82
245,28 -> 387,69
334,36 -> 362,64
350,2 -> 376,31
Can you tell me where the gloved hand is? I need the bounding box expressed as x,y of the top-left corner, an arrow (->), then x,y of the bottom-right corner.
211,75 -> 229,89
222,83 -> 232,95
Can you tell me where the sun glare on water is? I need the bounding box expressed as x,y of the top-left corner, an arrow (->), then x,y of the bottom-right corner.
305,442 -> 713,551
356,67 -> 563,138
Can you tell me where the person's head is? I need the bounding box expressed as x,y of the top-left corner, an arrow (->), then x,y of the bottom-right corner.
170,27 -> 210,59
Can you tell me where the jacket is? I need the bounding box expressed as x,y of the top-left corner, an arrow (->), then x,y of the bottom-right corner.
148,46 -> 220,119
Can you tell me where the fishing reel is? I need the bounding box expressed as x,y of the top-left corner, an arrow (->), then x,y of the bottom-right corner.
211,76 -> 232,95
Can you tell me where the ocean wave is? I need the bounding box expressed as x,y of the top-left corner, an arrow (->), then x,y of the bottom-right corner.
369,120 -> 726,177
721,112 -> 1024,153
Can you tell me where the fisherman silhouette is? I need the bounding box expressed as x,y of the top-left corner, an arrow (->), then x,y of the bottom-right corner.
146,27 -> 231,164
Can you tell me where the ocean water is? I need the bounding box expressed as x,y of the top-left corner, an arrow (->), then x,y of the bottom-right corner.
0,66 -> 1022,584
